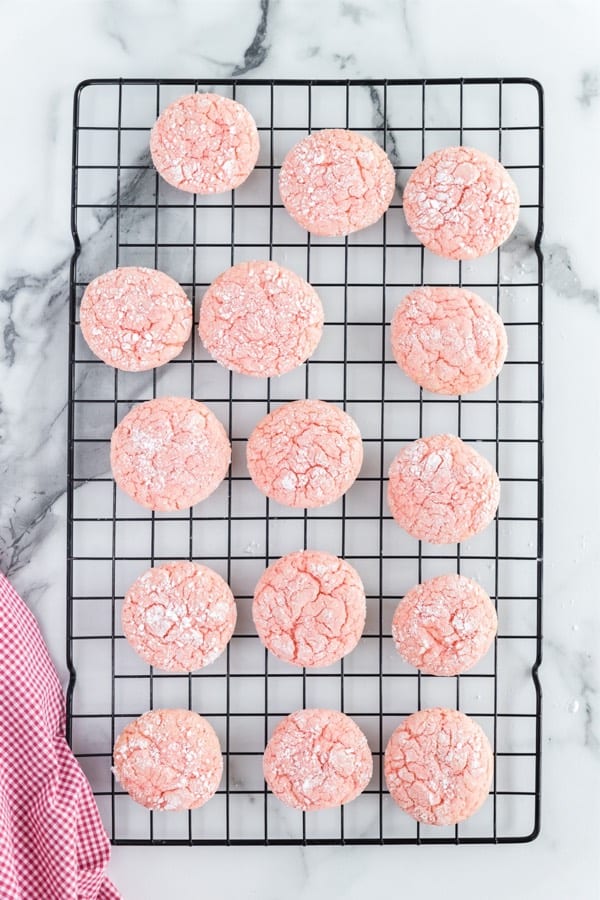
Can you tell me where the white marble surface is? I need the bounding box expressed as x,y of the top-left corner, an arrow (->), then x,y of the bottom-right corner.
1,0 -> 599,897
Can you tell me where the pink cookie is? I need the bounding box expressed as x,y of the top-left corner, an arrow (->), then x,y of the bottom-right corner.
403,146 -> 520,259
80,267 -> 192,372
113,709 -> 223,811
247,400 -> 363,508
111,397 -> 231,511
253,551 -> 366,668
392,573 -> 497,676
279,129 -> 396,236
384,708 -> 493,825
150,92 -> 259,194
387,434 -> 500,544
199,261 -> 324,377
263,709 -> 373,811
391,286 -> 508,395
122,561 -> 236,673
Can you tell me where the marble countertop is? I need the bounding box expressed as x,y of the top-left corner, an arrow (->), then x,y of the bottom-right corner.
1,0 -> 599,897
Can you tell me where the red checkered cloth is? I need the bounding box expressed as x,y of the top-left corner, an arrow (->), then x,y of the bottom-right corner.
0,572 -> 120,899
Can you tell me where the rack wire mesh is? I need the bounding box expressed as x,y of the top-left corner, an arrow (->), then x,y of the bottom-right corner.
67,78 -> 543,845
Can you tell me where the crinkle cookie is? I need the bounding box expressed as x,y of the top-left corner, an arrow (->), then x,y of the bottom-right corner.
263,709 -> 373,811
150,92 -> 259,194
391,286 -> 507,395
253,551 -> 365,668
403,146 -> 519,259
279,128 -> 395,236
80,267 -> 192,372
110,397 -> 230,511
385,708 -> 493,825
387,434 -> 500,544
113,709 -> 223,811
199,261 -> 323,377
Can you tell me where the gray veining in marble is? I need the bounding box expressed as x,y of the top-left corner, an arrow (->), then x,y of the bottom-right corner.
577,69 -> 599,107
232,0 -> 270,75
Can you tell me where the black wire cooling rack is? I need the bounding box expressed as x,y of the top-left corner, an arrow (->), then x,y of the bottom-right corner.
67,78 -> 543,846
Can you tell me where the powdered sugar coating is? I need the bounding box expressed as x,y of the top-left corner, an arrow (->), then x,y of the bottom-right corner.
384,708 -> 493,825
122,561 -> 236,673
403,146 -> 520,259
279,129 -> 396,236
80,267 -> 192,372
247,400 -> 363,508
253,551 -> 366,668
387,434 -> 500,544
150,93 -> 259,194
263,709 -> 373,811
391,286 -> 508,395
113,709 -> 223,811
110,397 -> 231,512
199,261 -> 324,377
392,573 -> 497,676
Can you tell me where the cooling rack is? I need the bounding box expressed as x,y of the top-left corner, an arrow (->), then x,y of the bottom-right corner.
67,77 -> 543,845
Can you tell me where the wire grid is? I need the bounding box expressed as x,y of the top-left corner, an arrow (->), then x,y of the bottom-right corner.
67,78 -> 543,846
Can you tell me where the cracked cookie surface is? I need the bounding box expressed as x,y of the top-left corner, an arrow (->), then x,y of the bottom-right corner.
111,397 -> 231,512
392,573 -> 497,676
279,128 -> 396,236
391,286 -> 507,395
150,92 -> 259,194
80,267 -> 192,372
113,709 -> 223,811
253,550 -> 365,668
122,561 -> 236,673
403,146 -> 519,259
246,400 -> 363,508
384,708 -> 493,825
387,434 -> 500,544
199,261 -> 323,377
263,709 -> 372,811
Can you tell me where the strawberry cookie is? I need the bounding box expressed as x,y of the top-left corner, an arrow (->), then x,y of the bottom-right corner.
111,397 -> 230,511
385,708 -> 493,825
387,434 -> 499,544
122,561 -> 236,672
80,267 -> 192,372
247,400 -> 363,508
403,146 -> 519,259
253,551 -> 366,668
392,573 -> 497,676
113,709 -> 222,811
263,709 -> 372,811
150,92 -> 259,194
279,129 -> 395,236
391,286 -> 507,395
199,261 -> 323,377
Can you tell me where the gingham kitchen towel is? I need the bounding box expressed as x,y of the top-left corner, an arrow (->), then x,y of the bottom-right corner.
0,572 -> 120,899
